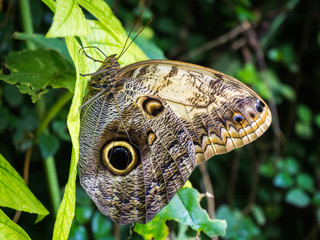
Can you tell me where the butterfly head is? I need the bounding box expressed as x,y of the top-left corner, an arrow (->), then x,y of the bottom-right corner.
88,54 -> 122,93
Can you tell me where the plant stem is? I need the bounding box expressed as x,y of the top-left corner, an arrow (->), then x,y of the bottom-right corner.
36,91 -> 73,140
44,156 -> 60,216
19,0 -> 35,50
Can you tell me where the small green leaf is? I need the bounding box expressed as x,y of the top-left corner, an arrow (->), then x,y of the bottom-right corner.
166,188 -> 226,237
216,205 -> 260,239
252,205 -> 266,225
285,188 -> 310,208
46,0 -> 90,38
52,121 -> 71,142
313,192 -> 320,207
69,224 -> 87,240
0,154 -> 49,217
260,159 -> 275,178
297,173 -> 314,193
315,114 -> 320,128
273,172 -> 294,188
39,133 -> 60,159
135,188 -> 226,239
297,104 -> 313,123
295,121 -> 313,139
91,211 -> 112,238
0,209 -> 31,240
0,49 -> 75,102
237,63 -> 258,85
75,206 -> 93,224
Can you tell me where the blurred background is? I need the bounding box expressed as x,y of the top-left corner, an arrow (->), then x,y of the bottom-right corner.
1,0 -> 320,239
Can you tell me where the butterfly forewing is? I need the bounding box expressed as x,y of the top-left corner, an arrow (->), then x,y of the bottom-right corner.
119,60 -> 272,163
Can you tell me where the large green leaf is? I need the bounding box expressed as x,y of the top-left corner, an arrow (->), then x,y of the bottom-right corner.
0,48 -> 75,102
0,209 -> 31,240
48,1 -> 147,240
134,187 -> 227,239
0,154 -> 49,219
46,0 -> 90,38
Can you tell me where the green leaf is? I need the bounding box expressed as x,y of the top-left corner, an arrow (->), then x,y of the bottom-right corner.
13,33 -> 71,61
295,121 -> 313,139
46,0 -> 90,38
75,206 -> 93,224
91,211 -> 112,238
69,224 -> 87,240
297,173 -> 314,193
216,205 -> 260,239
39,133 -> 60,159
52,121 -> 71,142
252,205 -> 266,225
0,154 -> 49,218
313,192 -> 320,207
0,49 -> 75,102
273,172 -> 294,188
134,212 -> 169,240
297,104 -> 313,123
135,188 -> 226,239
285,188 -> 310,208
51,1 -> 147,238
315,114 -> 320,128
0,209 -> 31,240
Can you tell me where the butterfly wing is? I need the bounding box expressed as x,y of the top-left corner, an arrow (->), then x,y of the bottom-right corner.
79,85 -> 196,224
119,60 -> 272,164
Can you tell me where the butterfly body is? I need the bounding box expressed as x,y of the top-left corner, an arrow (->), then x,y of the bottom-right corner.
79,55 -> 272,225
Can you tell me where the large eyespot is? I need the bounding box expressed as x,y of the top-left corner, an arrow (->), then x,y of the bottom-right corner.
142,98 -> 164,117
233,113 -> 244,123
102,140 -> 139,175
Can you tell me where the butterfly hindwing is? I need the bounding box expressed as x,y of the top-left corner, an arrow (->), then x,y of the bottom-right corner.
79,82 -> 196,224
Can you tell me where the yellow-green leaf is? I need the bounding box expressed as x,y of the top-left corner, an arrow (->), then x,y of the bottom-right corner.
0,154 -> 49,218
0,209 -> 31,240
46,0 -> 90,38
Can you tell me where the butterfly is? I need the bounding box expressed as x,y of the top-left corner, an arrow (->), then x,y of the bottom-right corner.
78,46 -> 272,225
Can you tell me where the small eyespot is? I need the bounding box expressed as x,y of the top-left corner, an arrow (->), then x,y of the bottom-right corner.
233,113 -> 244,123
142,98 -> 164,117
255,103 -> 263,113
257,99 -> 265,108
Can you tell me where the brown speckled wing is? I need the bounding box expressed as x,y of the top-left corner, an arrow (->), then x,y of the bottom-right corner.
120,60 -> 272,164
79,57 -> 272,225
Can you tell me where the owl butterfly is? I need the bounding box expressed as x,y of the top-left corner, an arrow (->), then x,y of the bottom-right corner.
79,38 -> 272,225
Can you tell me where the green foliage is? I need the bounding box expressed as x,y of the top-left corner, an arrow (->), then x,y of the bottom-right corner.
134,187 -> 227,239
0,209 -> 31,240
0,154 -> 49,238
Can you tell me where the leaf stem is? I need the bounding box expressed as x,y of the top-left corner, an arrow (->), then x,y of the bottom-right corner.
44,156 -> 60,216
19,0 -> 35,50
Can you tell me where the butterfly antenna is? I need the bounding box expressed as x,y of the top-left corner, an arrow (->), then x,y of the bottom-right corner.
117,11 -> 152,60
